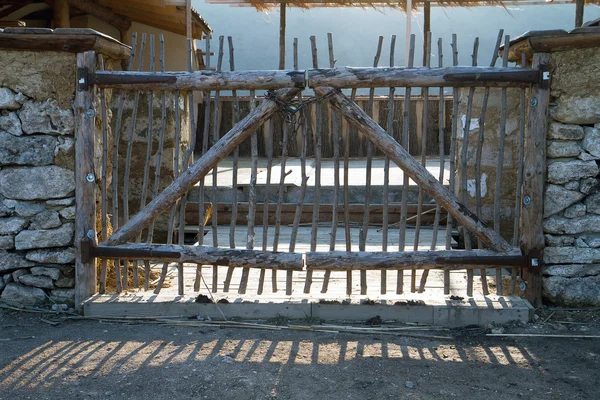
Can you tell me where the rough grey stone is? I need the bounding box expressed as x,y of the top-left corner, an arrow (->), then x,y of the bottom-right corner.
579,151 -> 598,161
46,197 -> 75,207
0,88 -> 19,110
547,160 -> 599,184
547,141 -> 582,159
3,274 -> 12,284
545,234 -> 575,247
14,93 -> 27,105
583,127 -> 600,158
15,223 -> 74,250
0,283 -> 46,306
564,181 -> 580,191
544,215 -> 600,235
0,250 -> 34,273
564,203 -> 586,218
544,247 -> 600,264
55,276 -> 74,288
550,95 -> 600,125
50,288 -> 74,305
0,111 -> 22,136
29,210 -> 61,230
0,217 -> 28,235
548,122 -> 584,140
0,235 -> 14,249
583,234 -> 600,248
544,264 -> 600,277
543,184 -> 585,218
12,269 -> 29,281
584,193 -> 600,214
19,273 -> 54,289
0,202 -> 9,217
18,99 -> 74,135
30,266 -> 61,281
59,265 -> 74,278
580,178 -> 599,195
0,132 -> 56,166
0,166 -> 75,200
575,238 -> 590,248
543,276 -> 600,307
3,200 -> 46,217
25,247 -> 76,264
59,206 -> 75,220
0,276 -> 5,293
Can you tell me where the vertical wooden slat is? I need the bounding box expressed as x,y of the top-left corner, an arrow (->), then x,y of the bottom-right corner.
211,36 -> 225,293
122,33 -> 147,291
521,53 -> 549,307
416,32 -> 432,293
461,37 -> 478,297
134,34 -> 156,290
510,52 -> 528,295
322,32 -> 341,293
271,121 -> 289,293
381,34 -> 396,295
475,30 -> 504,296
359,35 -> 384,296
575,0 -> 585,27
444,33 -> 459,295
494,34 -> 511,296
111,33 -> 137,293
305,35 -> 321,294
414,32 -> 432,252
398,34 -> 415,295
146,34 -> 167,245
75,50 -> 97,307
180,38 -> 198,296
194,35 -> 212,292
154,90 -> 181,295
224,36 -> 240,293
239,90 -> 258,294
429,37 -> 444,256
344,88 -> 357,296
287,37 -> 302,295
98,55 -> 108,295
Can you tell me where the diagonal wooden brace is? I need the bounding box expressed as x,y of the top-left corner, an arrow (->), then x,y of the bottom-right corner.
314,86 -> 513,252
104,87 -> 302,246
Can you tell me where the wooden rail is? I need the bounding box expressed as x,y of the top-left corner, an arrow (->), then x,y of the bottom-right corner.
92,66 -> 541,91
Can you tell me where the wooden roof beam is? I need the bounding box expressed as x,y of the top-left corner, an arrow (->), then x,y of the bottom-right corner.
66,0 -> 131,33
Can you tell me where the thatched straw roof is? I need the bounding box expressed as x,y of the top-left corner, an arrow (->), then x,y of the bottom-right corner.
208,0 -> 596,12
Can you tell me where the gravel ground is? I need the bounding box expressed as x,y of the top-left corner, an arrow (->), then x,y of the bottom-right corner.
0,308 -> 599,400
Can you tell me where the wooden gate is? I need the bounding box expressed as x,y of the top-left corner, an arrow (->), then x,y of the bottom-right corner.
74,31 -> 549,308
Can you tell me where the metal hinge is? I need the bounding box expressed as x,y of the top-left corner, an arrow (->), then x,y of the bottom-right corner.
77,67 -> 95,91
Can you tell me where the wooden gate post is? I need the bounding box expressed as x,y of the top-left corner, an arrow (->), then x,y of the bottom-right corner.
520,53 -> 550,308
75,51 -> 98,308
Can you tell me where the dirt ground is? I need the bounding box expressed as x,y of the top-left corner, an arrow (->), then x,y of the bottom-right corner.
1,308 -> 599,400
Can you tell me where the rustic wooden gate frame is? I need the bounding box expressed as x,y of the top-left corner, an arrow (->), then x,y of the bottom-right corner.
75,59 -> 549,308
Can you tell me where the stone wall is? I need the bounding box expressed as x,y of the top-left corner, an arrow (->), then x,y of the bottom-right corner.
542,47 -> 600,306
0,50 -> 78,307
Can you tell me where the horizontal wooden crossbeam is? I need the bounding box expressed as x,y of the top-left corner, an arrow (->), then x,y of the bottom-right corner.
92,66 -> 541,91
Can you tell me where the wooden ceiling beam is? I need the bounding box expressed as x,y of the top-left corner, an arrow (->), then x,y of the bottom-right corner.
0,4 -> 26,19
65,0 -> 130,32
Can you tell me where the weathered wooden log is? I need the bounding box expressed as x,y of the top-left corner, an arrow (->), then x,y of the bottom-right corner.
104,87 -> 302,246
307,66 -> 538,89
95,244 -> 304,270
314,86 -> 513,253
306,249 -> 522,270
75,51 -> 97,307
95,69 -> 306,90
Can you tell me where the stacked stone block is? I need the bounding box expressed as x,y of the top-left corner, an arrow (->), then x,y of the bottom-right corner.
0,85 -> 76,306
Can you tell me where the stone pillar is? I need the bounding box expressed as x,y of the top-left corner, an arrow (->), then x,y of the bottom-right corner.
542,47 -> 600,306
0,31 -> 130,307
